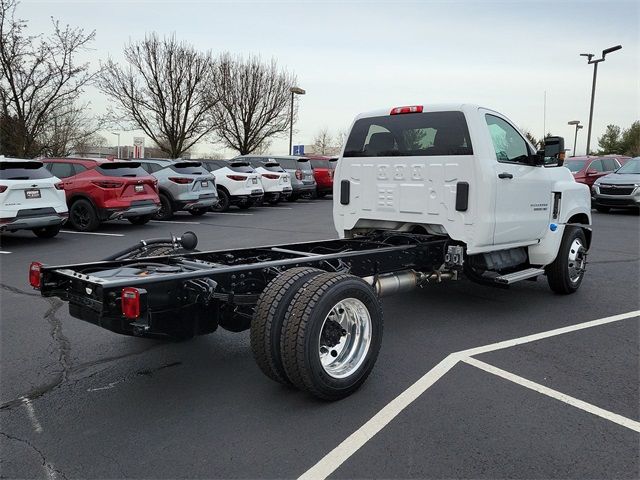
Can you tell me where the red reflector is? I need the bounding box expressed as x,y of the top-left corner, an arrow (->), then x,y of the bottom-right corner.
390,105 -> 423,115
168,177 -> 194,184
0,185 -> 7,193
29,262 -> 43,289
54,182 -> 64,190
121,287 -> 140,319
261,174 -> 280,180
226,175 -> 247,181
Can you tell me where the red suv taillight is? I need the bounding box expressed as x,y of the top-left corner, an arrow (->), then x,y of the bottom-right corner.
0,185 -> 7,193
227,175 -> 247,181
168,177 -> 194,184
92,180 -> 123,188
54,182 -> 64,190
295,169 -> 303,180
261,174 -> 279,180
121,287 -> 140,319
29,262 -> 43,289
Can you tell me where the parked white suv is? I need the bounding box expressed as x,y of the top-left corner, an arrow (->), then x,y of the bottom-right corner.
243,157 -> 292,204
199,159 -> 264,211
0,157 -> 68,238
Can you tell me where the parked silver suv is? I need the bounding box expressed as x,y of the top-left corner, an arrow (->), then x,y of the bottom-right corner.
138,159 -> 218,220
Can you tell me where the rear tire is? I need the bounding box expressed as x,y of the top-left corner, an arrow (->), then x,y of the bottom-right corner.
189,208 -> 208,217
153,194 -> 174,220
280,272 -> 383,400
32,225 -> 61,238
595,206 -> 610,213
212,189 -> 230,212
546,226 -> 588,294
69,199 -> 100,232
250,267 -> 324,386
128,214 -> 152,225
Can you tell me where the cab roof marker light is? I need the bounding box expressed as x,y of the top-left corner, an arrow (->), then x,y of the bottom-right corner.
390,105 -> 423,115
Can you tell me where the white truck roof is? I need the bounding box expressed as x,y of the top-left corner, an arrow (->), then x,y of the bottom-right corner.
352,103 -> 483,121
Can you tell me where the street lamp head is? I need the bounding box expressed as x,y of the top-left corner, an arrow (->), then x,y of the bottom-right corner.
602,45 -> 622,57
579,53 -> 594,61
290,87 -> 306,95
577,125 -> 583,130
568,120 -> 580,125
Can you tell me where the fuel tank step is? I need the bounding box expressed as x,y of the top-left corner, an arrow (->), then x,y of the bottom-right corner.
495,268 -> 545,285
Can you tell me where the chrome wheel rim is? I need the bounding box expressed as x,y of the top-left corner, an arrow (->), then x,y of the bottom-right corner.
568,238 -> 586,283
318,298 -> 372,379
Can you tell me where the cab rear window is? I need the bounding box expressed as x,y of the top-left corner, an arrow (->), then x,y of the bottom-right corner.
96,162 -> 148,177
0,161 -> 53,180
344,111 -> 472,157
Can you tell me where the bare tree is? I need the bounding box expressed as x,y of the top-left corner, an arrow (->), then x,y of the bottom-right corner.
99,34 -> 216,159
211,54 -> 296,155
39,103 -> 100,156
335,128 -> 348,150
312,127 -> 334,155
0,0 -> 97,157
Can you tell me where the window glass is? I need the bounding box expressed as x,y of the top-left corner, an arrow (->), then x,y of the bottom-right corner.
485,115 -> 530,163
169,162 -> 205,175
74,164 -> 87,174
564,159 -> 587,173
602,158 -> 618,171
95,162 -> 147,177
616,158 -> 640,174
49,162 -> 76,178
297,159 -> 313,171
344,111 -> 473,157
310,159 -> 331,169
228,161 -> 255,173
277,159 -> 296,169
588,160 -> 604,172
0,161 -> 53,180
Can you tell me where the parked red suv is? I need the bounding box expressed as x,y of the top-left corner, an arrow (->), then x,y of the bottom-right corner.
43,158 -> 160,231
564,156 -> 623,188
308,156 -> 334,197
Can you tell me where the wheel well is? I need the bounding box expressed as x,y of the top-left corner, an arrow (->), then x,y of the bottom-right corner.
69,194 -> 97,210
217,185 -> 230,195
567,213 -> 589,225
158,189 -> 175,203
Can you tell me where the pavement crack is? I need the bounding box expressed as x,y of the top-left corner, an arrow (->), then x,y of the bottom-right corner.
44,298 -> 72,383
0,431 -> 68,480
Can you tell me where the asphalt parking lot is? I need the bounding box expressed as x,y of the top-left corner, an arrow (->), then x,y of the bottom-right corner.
1,199 -> 638,479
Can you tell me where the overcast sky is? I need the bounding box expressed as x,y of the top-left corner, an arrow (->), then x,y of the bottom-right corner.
18,0 -> 640,157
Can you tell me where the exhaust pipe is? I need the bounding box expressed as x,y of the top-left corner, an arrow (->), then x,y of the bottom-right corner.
363,270 -> 456,297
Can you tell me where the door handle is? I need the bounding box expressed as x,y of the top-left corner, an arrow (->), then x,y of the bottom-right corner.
498,172 -> 513,179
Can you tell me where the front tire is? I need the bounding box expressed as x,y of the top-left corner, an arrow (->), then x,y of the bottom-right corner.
546,226 -> 588,294
32,225 -> 61,238
153,194 -> 174,220
69,199 -> 100,232
280,272 -> 383,400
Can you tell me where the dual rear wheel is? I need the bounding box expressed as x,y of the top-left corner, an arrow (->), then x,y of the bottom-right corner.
250,268 -> 383,400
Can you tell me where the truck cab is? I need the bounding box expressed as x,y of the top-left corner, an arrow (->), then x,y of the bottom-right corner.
334,104 -> 591,268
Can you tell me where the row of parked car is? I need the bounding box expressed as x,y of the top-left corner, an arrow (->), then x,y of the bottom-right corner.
0,155 -> 337,238
564,154 -> 640,213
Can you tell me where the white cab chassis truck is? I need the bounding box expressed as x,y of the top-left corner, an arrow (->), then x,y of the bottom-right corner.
31,104 -> 591,401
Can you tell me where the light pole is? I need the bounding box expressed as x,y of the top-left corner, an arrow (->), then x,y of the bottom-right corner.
567,120 -> 583,157
580,44 -> 622,156
289,87 -> 306,155
111,132 -> 121,158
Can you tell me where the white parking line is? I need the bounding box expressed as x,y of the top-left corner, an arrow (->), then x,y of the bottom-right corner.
254,206 -> 294,210
0,251 -> 11,254
462,356 -> 640,432
150,220 -> 201,225
60,230 -> 124,237
210,212 -> 253,216
298,310 -> 640,480
20,396 -> 43,433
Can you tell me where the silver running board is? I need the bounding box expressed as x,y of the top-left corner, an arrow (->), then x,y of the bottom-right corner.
495,268 -> 545,285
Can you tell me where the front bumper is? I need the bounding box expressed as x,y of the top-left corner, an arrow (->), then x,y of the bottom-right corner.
592,185 -> 640,209
292,184 -> 317,195
0,213 -> 68,232
231,189 -> 264,205
177,194 -> 219,211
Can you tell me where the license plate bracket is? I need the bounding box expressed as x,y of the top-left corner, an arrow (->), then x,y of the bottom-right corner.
25,189 -> 41,199
134,185 -> 144,193
201,180 -> 208,187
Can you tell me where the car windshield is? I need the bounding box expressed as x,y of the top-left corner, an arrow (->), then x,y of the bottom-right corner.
0,161 -> 53,180
615,158 -> 640,174
564,159 -> 587,173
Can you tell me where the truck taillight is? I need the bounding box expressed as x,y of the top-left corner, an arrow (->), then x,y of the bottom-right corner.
295,169 -> 303,180
168,177 -> 194,184
121,287 -> 140,319
227,175 -> 247,181
54,182 -> 64,190
92,180 -> 123,188
261,174 -> 279,180
390,105 -> 423,115
29,262 -> 43,289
